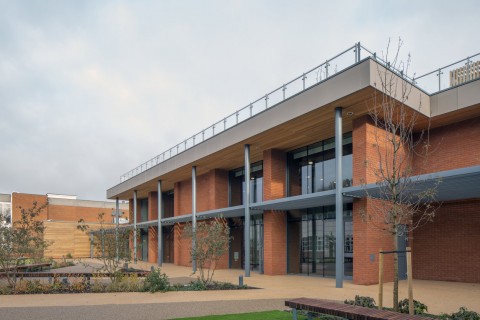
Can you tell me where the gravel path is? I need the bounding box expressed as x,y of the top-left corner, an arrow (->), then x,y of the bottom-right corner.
0,299 -> 286,320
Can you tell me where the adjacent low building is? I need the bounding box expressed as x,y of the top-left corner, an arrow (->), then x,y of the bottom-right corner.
2,192 -> 129,258
107,43 -> 480,285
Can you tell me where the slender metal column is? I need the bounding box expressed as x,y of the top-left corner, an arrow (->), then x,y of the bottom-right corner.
335,107 -> 344,288
133,190 -> 138,264
115,197 -> 119,262
90,232 -> 94,258
192,166 -> 197,272
244,144 -> 251,277
157,180 -> 163,266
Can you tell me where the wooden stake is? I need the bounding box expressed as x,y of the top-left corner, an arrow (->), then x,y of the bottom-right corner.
407,246 -> 413,315
378,249 -> 384,309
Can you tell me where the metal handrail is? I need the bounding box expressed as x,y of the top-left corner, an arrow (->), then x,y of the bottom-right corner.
415,53 -> 480,80
119,43 -> 479,183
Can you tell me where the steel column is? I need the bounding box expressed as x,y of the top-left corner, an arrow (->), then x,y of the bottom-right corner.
192,166 -> 197,272
157,180 -> 163,266
90,232 -> 94,258
335,107 -> 344,288
244,144 -> 251,277
133,190 -> 138,264
115,197 -> 119,262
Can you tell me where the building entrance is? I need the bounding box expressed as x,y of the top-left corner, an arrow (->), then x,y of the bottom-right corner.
229,216 -> 263,273
287,204 -> 353,277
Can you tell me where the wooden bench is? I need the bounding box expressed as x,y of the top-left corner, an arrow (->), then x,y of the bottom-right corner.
0,262 -> 52,272
285,298 -> 433,320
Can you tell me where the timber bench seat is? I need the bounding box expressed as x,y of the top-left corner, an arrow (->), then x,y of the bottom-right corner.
285,298 -> 433,320
0,262 -> 52,272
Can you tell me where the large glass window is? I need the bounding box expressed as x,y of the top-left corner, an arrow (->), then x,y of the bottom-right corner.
287,203 -> 353,277
140,199 -> 148,222
288,133 -> 353,196
229,161 -> 263,206
162,190 -> 174,219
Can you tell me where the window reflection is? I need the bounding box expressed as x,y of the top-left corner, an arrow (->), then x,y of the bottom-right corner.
229,162 -> 263,206
288,133 -> 353,196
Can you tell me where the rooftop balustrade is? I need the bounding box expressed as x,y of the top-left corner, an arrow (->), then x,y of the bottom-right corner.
119,43 -> 480,183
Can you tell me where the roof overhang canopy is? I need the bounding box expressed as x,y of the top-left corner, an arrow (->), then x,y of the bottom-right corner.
251,189 -> 352,212
343,165 -> 480,202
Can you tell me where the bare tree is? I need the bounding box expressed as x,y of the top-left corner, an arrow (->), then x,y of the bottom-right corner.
183,217 -> 231,286
77,213 -> 132,283
0,201 -> 50,292
362,38 -> 440,311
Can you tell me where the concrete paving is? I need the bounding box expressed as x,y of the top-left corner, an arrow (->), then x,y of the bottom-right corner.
1,259 -> 479,319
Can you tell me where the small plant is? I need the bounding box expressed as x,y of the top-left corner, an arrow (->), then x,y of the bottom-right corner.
143,268 -> 170,293
107,273 -> 143,292
183,217 -> 231,286
398,298 -> 428,315
188,279 -> 207,291
441,307 -> 480,320
344,295 -> 376,308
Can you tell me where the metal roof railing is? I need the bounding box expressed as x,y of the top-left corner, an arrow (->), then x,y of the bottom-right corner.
119,43 -> 479,183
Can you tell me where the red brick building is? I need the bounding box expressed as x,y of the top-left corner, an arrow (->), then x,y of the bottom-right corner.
107,43 -> 480,285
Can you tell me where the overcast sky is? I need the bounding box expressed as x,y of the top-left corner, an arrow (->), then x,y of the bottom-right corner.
0,1 -> 478,201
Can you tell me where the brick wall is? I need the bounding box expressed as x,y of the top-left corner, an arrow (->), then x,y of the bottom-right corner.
412,200 -> 480,283
12,193 -> 49,222
48,205 -> 106,222
148,192 -> 158,220
263,149 -> 287,275
353,198 -> 395,285
414,117 -> 480,174
352,116 -> 398,284
148,226 -> 158,264
173,169 -> 229,268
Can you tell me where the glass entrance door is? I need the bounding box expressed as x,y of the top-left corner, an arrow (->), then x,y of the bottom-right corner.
288,204 -> 353,277
250,217 -> 263,273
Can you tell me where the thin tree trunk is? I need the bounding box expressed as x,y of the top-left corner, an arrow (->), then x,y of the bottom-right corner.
393,232 -> 399,311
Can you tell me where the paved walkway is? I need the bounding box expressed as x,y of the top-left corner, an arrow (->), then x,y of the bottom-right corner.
1,259 -> 479,319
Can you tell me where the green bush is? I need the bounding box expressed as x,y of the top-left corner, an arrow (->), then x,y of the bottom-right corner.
398,298 -> 428,315
143,268 -> 170,293
21,280 -> 44,294
108,274 -> 143,292
344,295 -> 376,308
441,307 -> 480,320
188,279 -> 207,291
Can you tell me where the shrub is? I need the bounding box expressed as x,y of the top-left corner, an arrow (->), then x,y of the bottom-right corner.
398,298 -> 428,315
441,307 -> 480,320
188,279 -> 207,291
108,274 -> 143,292
143,268 -> 169,293
344,295 -> 376,308
19,280 -> 44,294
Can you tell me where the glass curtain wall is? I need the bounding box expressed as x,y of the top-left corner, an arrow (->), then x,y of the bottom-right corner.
140,198 -> 148,222
161,190 -> 174,219
287,204 -> 353,277
288,133 -> 353,196
229,161 -> 263,206
228,215 -> 264,273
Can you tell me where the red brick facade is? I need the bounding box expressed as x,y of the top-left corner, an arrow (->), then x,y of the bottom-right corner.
263,149 -> 287,275
126,115 -> 480,284
412,200 -> 480,283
